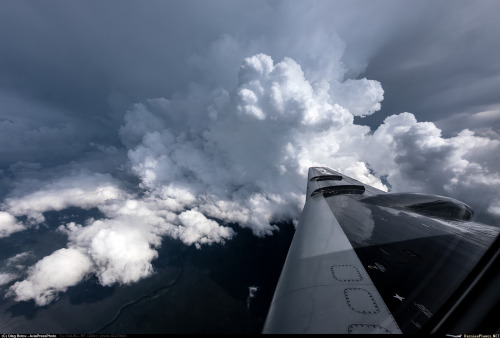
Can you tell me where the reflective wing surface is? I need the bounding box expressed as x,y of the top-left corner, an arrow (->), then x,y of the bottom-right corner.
263,167 -> 499,334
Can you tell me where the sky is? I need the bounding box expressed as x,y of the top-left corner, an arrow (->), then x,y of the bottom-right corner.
1,0 -> 500,309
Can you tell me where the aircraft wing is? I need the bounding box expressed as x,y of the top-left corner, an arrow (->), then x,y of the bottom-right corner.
263,167 -> 500,334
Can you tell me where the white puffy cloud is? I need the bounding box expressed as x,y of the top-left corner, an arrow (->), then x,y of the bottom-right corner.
0,273 -> 17,286
0,211 -> 25,238
5,192 -> 236,304
364,113 -> 500,223
2,170 -> 124,223
121,54 -> 375,236
177,210 -> 234,249
62,219 -> 160,286
62,194 -> 234,286
8,248 -> 93,306
330,78 -> 384,117
2,160 -> 238,305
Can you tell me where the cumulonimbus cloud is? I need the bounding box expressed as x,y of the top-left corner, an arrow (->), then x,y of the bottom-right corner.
3,52 -> 500,306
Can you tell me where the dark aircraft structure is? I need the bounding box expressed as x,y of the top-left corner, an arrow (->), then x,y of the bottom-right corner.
263,167 -> 500,334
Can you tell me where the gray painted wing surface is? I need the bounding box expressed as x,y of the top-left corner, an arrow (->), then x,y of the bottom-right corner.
263,167 -> 499,334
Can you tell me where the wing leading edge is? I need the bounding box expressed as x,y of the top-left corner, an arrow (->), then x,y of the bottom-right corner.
263,167 -> 499,334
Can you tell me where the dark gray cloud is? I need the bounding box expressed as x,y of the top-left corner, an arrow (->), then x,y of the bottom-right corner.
359,0 -> 500,134
1,1 -> 498,161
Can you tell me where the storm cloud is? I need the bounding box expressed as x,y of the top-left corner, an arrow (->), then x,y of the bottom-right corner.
1,0 -> 499,306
